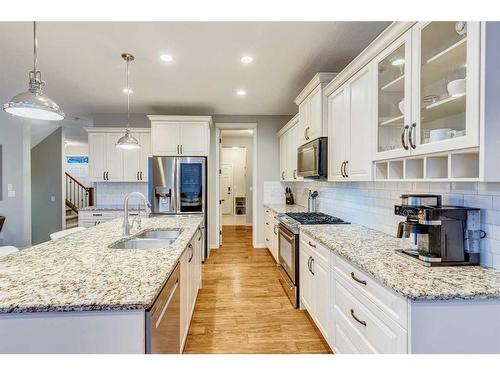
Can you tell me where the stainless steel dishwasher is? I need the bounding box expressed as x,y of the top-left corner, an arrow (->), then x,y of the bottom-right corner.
145,262 -> 180,354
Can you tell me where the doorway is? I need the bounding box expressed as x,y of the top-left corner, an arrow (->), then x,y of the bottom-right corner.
215,124 -> 257,247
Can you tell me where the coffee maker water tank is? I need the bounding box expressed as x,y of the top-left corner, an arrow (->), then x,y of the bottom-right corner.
465,210 -> 481,253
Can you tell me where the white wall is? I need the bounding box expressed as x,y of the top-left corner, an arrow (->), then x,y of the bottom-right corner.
0,111 -> 32,248
287,180 -> 500,269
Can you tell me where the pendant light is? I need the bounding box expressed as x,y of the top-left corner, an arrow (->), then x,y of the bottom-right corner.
116,53 -> 140,150
3,22 -> 65,121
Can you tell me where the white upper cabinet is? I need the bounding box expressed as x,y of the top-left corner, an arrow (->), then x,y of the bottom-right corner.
327,64 -> 374,182
148,115 -> 212,156
88,133 -> 107,181
88,129 -> 151,182
295,73 -> 337,146
374,30 -> 413,160
410,21 -> 480,155
328,86 -> 349,181
278,114 -> 302,182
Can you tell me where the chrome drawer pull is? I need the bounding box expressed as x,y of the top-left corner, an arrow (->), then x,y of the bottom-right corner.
308,241 -> 316,248
350,272 -> 367,286
350,309 -> 366,327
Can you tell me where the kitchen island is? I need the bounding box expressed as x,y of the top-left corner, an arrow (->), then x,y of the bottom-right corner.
0,215 -> 203,353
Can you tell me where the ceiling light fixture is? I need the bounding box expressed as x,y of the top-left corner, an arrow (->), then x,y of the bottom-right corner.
116,53 -> 140,150
160,54 -> 173,62
241,55 -> 253,64
236,89 -> 247,97
391,58 -> 405,66
3,22 -> 64,121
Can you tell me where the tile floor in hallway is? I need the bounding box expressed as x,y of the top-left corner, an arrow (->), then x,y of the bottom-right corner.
183,225 -> 331,354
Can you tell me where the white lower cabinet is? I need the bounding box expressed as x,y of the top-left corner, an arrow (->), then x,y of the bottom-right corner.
299,235 -> 330,341
180,230 -> 203,351
264,208 -> 279,263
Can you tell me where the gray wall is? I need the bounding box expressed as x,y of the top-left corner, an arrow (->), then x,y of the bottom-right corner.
221,135 -> 254,225
0,111 -> 31,248
31,128 -> 63,245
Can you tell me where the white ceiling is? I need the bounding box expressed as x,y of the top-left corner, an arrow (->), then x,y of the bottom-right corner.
0,22 -> 389,119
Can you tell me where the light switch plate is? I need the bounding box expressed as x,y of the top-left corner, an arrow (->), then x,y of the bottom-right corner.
7,190 -> 15,198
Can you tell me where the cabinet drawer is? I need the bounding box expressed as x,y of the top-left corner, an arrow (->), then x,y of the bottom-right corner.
300,232 -> 330,266
79,211 -> 116,220
264,228 -> 273,250
332,255 -> 407,328
333,276 -> 407,354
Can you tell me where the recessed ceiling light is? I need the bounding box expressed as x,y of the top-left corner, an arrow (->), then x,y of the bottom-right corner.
236,89 -> 246,97
241,55 -> 253,64
160,54 -> 173,62
123,88 -> 133,94
391,58 -> 405,66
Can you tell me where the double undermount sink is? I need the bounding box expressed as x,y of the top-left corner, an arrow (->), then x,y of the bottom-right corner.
108,229 -> 183,249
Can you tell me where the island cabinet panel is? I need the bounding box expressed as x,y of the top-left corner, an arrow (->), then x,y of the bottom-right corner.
0,310 -> 145,354
180,232 -> 203,351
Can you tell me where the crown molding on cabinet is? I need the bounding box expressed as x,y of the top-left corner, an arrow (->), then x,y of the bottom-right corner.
147,115 -> 214,127
277,113 -> 299,136
324,21 -> 416,97
294,73 -> 339,105
85,127 -> 151,133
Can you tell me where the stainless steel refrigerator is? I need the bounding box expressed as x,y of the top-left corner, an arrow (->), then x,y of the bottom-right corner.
148,156 -> 207,260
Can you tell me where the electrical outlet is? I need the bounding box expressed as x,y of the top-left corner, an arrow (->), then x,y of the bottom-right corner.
7,190 -> 15,198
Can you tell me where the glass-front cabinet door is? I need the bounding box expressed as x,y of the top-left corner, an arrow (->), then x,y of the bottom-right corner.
411,21 -> 480,154
374,30 -> 413,160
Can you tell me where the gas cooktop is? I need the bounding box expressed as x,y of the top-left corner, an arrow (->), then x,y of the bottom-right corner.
287,212 -> 349,225
278,212 -> 349,234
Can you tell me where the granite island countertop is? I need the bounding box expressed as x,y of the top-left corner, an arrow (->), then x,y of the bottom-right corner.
300,224 -> 500,301
0,215 -> 203,313
265,204 -> 308,214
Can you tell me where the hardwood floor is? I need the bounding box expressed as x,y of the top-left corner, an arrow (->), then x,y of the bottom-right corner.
183,225 -> 331,354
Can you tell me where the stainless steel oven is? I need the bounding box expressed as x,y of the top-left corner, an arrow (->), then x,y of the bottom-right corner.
278,224 -> 299,308
297,137 -> 328,179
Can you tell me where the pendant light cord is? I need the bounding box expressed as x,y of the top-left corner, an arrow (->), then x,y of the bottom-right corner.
126,57 -> 130,130
33,21 -> 37,72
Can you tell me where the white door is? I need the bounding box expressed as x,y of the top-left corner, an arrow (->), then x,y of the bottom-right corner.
105,133 -> 124,181
347,65 -> 374,181
180,123 -> 208,155
298,98 -> 310,145
122,141 -> 141,182
279,133 -> 287,181
299,246 -> 312,312
221,164 -> 233,215
88,133 -> 106,181
312,258 -> 330,341
373,30 -> 413,160
308,86 -> 323,141
410,21 -> 480,155
139,133 -> 152,181
151,122 -> 180,156
328,85 -> 349,181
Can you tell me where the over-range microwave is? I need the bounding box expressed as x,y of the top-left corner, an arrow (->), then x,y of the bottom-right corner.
297,137 -> 328,179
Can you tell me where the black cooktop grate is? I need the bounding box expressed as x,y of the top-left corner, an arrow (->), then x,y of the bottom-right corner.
286,212 -> 349,225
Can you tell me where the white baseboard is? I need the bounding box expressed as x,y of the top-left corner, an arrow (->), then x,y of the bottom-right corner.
253,242 -> 266,249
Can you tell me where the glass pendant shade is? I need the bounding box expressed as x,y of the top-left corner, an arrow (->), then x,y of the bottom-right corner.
116,129 -> 140,150
3,23 -> 64,121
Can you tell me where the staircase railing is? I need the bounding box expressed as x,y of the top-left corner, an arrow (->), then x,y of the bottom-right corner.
65,172 -> 94,212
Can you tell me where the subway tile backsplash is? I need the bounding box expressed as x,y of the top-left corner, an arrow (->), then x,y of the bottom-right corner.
286,180 -> 500,269
94,182 -> 148,206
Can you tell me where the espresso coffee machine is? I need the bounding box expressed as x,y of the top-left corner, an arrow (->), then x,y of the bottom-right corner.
395,194 -> 483,266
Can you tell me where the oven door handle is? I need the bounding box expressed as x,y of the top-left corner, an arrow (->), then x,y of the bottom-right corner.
278,227 -> 295,243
